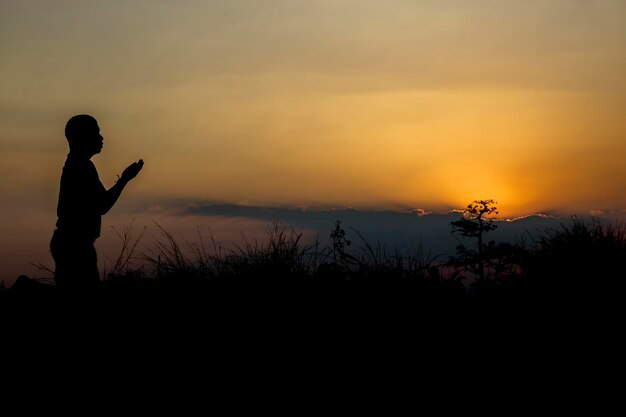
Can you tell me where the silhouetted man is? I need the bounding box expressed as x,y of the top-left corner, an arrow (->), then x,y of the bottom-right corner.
51,115 -> 143,291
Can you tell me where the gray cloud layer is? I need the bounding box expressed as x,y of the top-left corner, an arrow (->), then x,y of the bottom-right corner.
179,203 -> 589,257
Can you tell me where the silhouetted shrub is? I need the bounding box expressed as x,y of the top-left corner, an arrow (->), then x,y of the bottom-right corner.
522,217 -> 626,296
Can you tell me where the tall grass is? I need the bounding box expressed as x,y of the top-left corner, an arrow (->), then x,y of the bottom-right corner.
105,219 -> 147,278
19,216 -> 621,297
102,220 -> 447,294
522,217 -> 626,295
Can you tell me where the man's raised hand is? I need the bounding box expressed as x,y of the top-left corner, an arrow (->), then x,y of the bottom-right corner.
121,159 -> 144,182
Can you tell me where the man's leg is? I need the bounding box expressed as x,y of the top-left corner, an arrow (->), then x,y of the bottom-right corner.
51,231 -> 100,291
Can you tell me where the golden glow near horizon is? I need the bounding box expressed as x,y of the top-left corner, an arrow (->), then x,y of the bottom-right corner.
2,0 -> 626,218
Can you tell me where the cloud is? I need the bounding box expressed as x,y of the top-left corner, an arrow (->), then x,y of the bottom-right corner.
177,202 -> 572,257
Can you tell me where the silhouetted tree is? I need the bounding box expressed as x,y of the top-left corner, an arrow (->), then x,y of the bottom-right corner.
450,199 -> 499,282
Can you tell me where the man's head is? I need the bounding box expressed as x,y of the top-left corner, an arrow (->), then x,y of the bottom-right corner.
65,114 -> 104,156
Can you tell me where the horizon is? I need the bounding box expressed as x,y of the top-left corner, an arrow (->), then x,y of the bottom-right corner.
2,200 -> 625,287
1,1 -> 626,285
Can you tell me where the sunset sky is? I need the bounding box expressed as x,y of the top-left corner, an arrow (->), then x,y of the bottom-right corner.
1,0 -> 626,282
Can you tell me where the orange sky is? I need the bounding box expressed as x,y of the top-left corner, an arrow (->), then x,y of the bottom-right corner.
1,1 -> 626,281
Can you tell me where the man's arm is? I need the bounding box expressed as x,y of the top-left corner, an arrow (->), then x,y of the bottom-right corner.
100,159 -> 144,214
